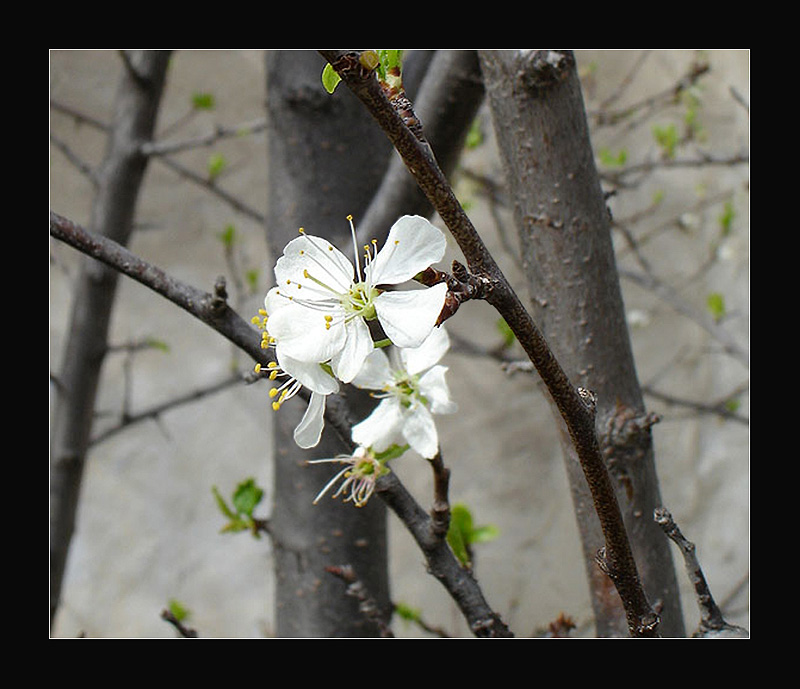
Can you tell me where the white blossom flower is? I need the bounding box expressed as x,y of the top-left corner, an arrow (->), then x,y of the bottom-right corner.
264,214 -> 449,384
253,311 -> 338,449
307,446 -> 390,507
350,325 -> 457,459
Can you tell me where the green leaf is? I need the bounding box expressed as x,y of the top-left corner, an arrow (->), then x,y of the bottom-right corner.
245,269 -> 260,291
373,444 -> 408,462
145,337 -> 170,353
471,524 -> 501,544
321,63 -> 342,94
598,147 -> 628,168
207,153 -> 226,180
212,485 -> 237,520
706,292 -> 726,321
465,118 -> 484,149
191,92 -> 215,110
218,223 -> 237,248
652,123 -> 679,159
394,602 -> 421,622
232,478 -> 264,518
447,503 -> 500,567
718,201 -> 735,236
168,598 -> 190,622
496,318 -> 516,348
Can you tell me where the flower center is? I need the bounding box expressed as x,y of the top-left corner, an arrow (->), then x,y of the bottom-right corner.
341,280 -> 378,320
388,371 -> 427,409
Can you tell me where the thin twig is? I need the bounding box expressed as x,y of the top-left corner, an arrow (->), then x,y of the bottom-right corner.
654,507 -> 748,638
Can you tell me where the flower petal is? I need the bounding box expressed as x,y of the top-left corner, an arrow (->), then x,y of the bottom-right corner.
274,233 -> 354,293
329,315 -> 374,383
294,391 -> 327,449
419,365 -> 458,414
366,215 -> 447,286
267,300 -> 346,364
351,398 -> 404,452
400,324 -> 450,376
374,283 -> 448,349
278,353 -> 339,395
402,403 -> 439,459
351,347 -> 392,391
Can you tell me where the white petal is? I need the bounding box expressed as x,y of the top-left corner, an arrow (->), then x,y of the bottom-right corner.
275,233 -> 354,293
351,347 -> 392,391
400,325 -> 450,376
351,398 -> 404,451
366,215 -> 447,286
294,392 -> 327,449
419,365 -> 458,414
374,283 -> 448,349
402,403 -> 439,459
267,300 -> 346,364
278,353 -> 339,395
330,316 -> 374,384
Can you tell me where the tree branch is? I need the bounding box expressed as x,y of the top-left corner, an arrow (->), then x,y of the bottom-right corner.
320,49 -> 659,637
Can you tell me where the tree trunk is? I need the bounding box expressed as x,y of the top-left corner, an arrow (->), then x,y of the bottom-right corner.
479,50 -> 685,637
264,50 -> 486,636
50,50 -> 172,626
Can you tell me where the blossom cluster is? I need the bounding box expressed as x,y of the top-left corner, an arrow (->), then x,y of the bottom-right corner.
255,215 -> 457,506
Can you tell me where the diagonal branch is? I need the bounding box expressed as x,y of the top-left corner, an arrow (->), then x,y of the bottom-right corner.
320,49 -> 658,637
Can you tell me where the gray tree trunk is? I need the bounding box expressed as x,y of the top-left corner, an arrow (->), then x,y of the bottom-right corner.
264,50 -> 485,636
479,50 -> 685,637
50,51 -> 172,626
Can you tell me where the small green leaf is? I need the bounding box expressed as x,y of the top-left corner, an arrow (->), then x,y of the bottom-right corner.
598,147 -> 628,168
212,485 -> 238,520
373,444 -> 408,462
232,478 -> 264,518
470,524 -> 501,544
465,118 -> 484,149
218,223 -> 237,248
652,123 -> 679,159
718,201 -> 735,236
724,398 -> 741,413
207,153 -> 226,180
245,269 -> 260,291
145,337 -> 170,353
321,63 -> 342,94
191,92 -> 215,110
496,318 -> 516,349
394,602 -> 421,622
168,598 -> 190,622
706,292 -> 726,321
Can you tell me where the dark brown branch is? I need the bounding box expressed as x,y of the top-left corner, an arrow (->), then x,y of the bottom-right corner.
376,471 -> 512,637
320,49 -> 658,637
429,452 -> 451,538
160,609 -> 198,638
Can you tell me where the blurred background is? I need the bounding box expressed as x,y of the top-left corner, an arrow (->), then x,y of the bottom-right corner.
49,50 -> 749,637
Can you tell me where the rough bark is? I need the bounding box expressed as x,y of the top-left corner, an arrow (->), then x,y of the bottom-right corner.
49,51 -> 172,626
479,50 -> 685,637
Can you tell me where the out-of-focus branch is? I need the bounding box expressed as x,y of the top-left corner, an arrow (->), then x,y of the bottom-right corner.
49,51 -> 171,628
